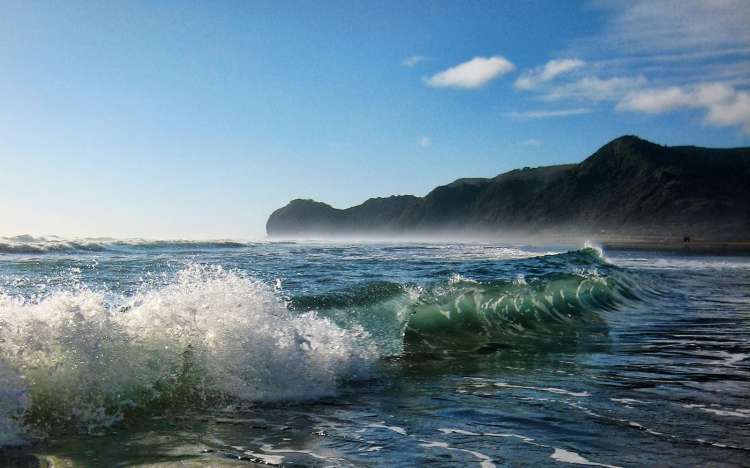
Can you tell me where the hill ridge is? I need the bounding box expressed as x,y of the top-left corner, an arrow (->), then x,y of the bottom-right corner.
266,136 -> 750,240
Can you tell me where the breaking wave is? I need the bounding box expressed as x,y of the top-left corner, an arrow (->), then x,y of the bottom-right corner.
297,248 -> 644,349
0,265 -> 378,441
0,247 -> 645,444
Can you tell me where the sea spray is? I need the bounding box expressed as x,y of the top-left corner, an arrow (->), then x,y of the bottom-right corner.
0,264 -> 380,440
0,288 -> 139,433
120,264 -> 379,401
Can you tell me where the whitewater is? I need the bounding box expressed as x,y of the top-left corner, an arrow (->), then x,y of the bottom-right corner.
0,237 -> 748,466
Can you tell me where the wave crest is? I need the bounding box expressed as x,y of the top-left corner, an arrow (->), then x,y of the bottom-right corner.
301,249 -> 643,348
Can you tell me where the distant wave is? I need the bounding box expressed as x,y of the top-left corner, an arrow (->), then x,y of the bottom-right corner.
0,235 -> 265,254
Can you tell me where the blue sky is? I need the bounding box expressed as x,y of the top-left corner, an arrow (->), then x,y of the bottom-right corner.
1,0 -> 749,238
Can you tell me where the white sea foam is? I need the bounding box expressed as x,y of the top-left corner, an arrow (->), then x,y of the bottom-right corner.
550,448 -> 621,467
439,428 -> 535,442
0,264 -> 380,443
243,450 -> 284,465
419,439 -> 495,468
367,422 -> 408,435
610,398 -> 646,406
682,404 -> 750,418
493,382 -> 591,397
448,273 -> 478,285
439,427 -> 621,468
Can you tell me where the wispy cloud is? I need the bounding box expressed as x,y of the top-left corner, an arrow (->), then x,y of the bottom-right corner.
593,47 -> 750,67
543,75 -> 647,102
571,1 -> 750,88
515,58 -> 585,90
417,136 -> 432,147
595,0 -> 750,55
508,108 -> 593,119
426,56 -> 515,89
402,55 -> 426,67
618,83 -> 750,133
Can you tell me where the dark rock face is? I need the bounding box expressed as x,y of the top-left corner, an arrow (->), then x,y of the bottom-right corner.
266,136 -> 750,239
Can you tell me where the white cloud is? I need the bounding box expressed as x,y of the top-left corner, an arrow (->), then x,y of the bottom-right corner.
426,56 -> 515,89
703,93 -> 750,132
543,75 -> 647,102
508,108 -> 593,119
616,86 -> 691,113
402,55 -> 426,67
418,136 -> 432,147
617,82 -> 750,133
520,139 -> 544,146
515,58 -> 585,90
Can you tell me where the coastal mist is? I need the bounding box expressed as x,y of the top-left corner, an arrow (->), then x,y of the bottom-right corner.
1,239 -> 748,466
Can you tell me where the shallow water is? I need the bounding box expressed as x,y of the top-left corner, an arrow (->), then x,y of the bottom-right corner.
0,238 -> 748,467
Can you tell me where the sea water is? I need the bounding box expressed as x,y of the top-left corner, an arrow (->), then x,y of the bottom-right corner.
0,237 -> 748,466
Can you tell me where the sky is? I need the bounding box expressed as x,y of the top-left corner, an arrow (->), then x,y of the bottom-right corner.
1,0 -> 749,239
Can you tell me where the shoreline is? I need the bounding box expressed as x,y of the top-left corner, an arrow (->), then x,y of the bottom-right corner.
597,238 -> 750,255
265,233 -> 750,255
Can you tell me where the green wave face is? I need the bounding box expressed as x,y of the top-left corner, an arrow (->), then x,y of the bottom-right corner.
299,248 -> 645,352
404,273 -> 626,349
291,282 -> 415,356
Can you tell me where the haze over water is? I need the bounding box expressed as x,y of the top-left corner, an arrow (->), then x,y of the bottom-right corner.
1,238 -> 748,466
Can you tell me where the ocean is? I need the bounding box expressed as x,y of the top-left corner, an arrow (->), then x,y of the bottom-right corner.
0,237 -> 748,467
